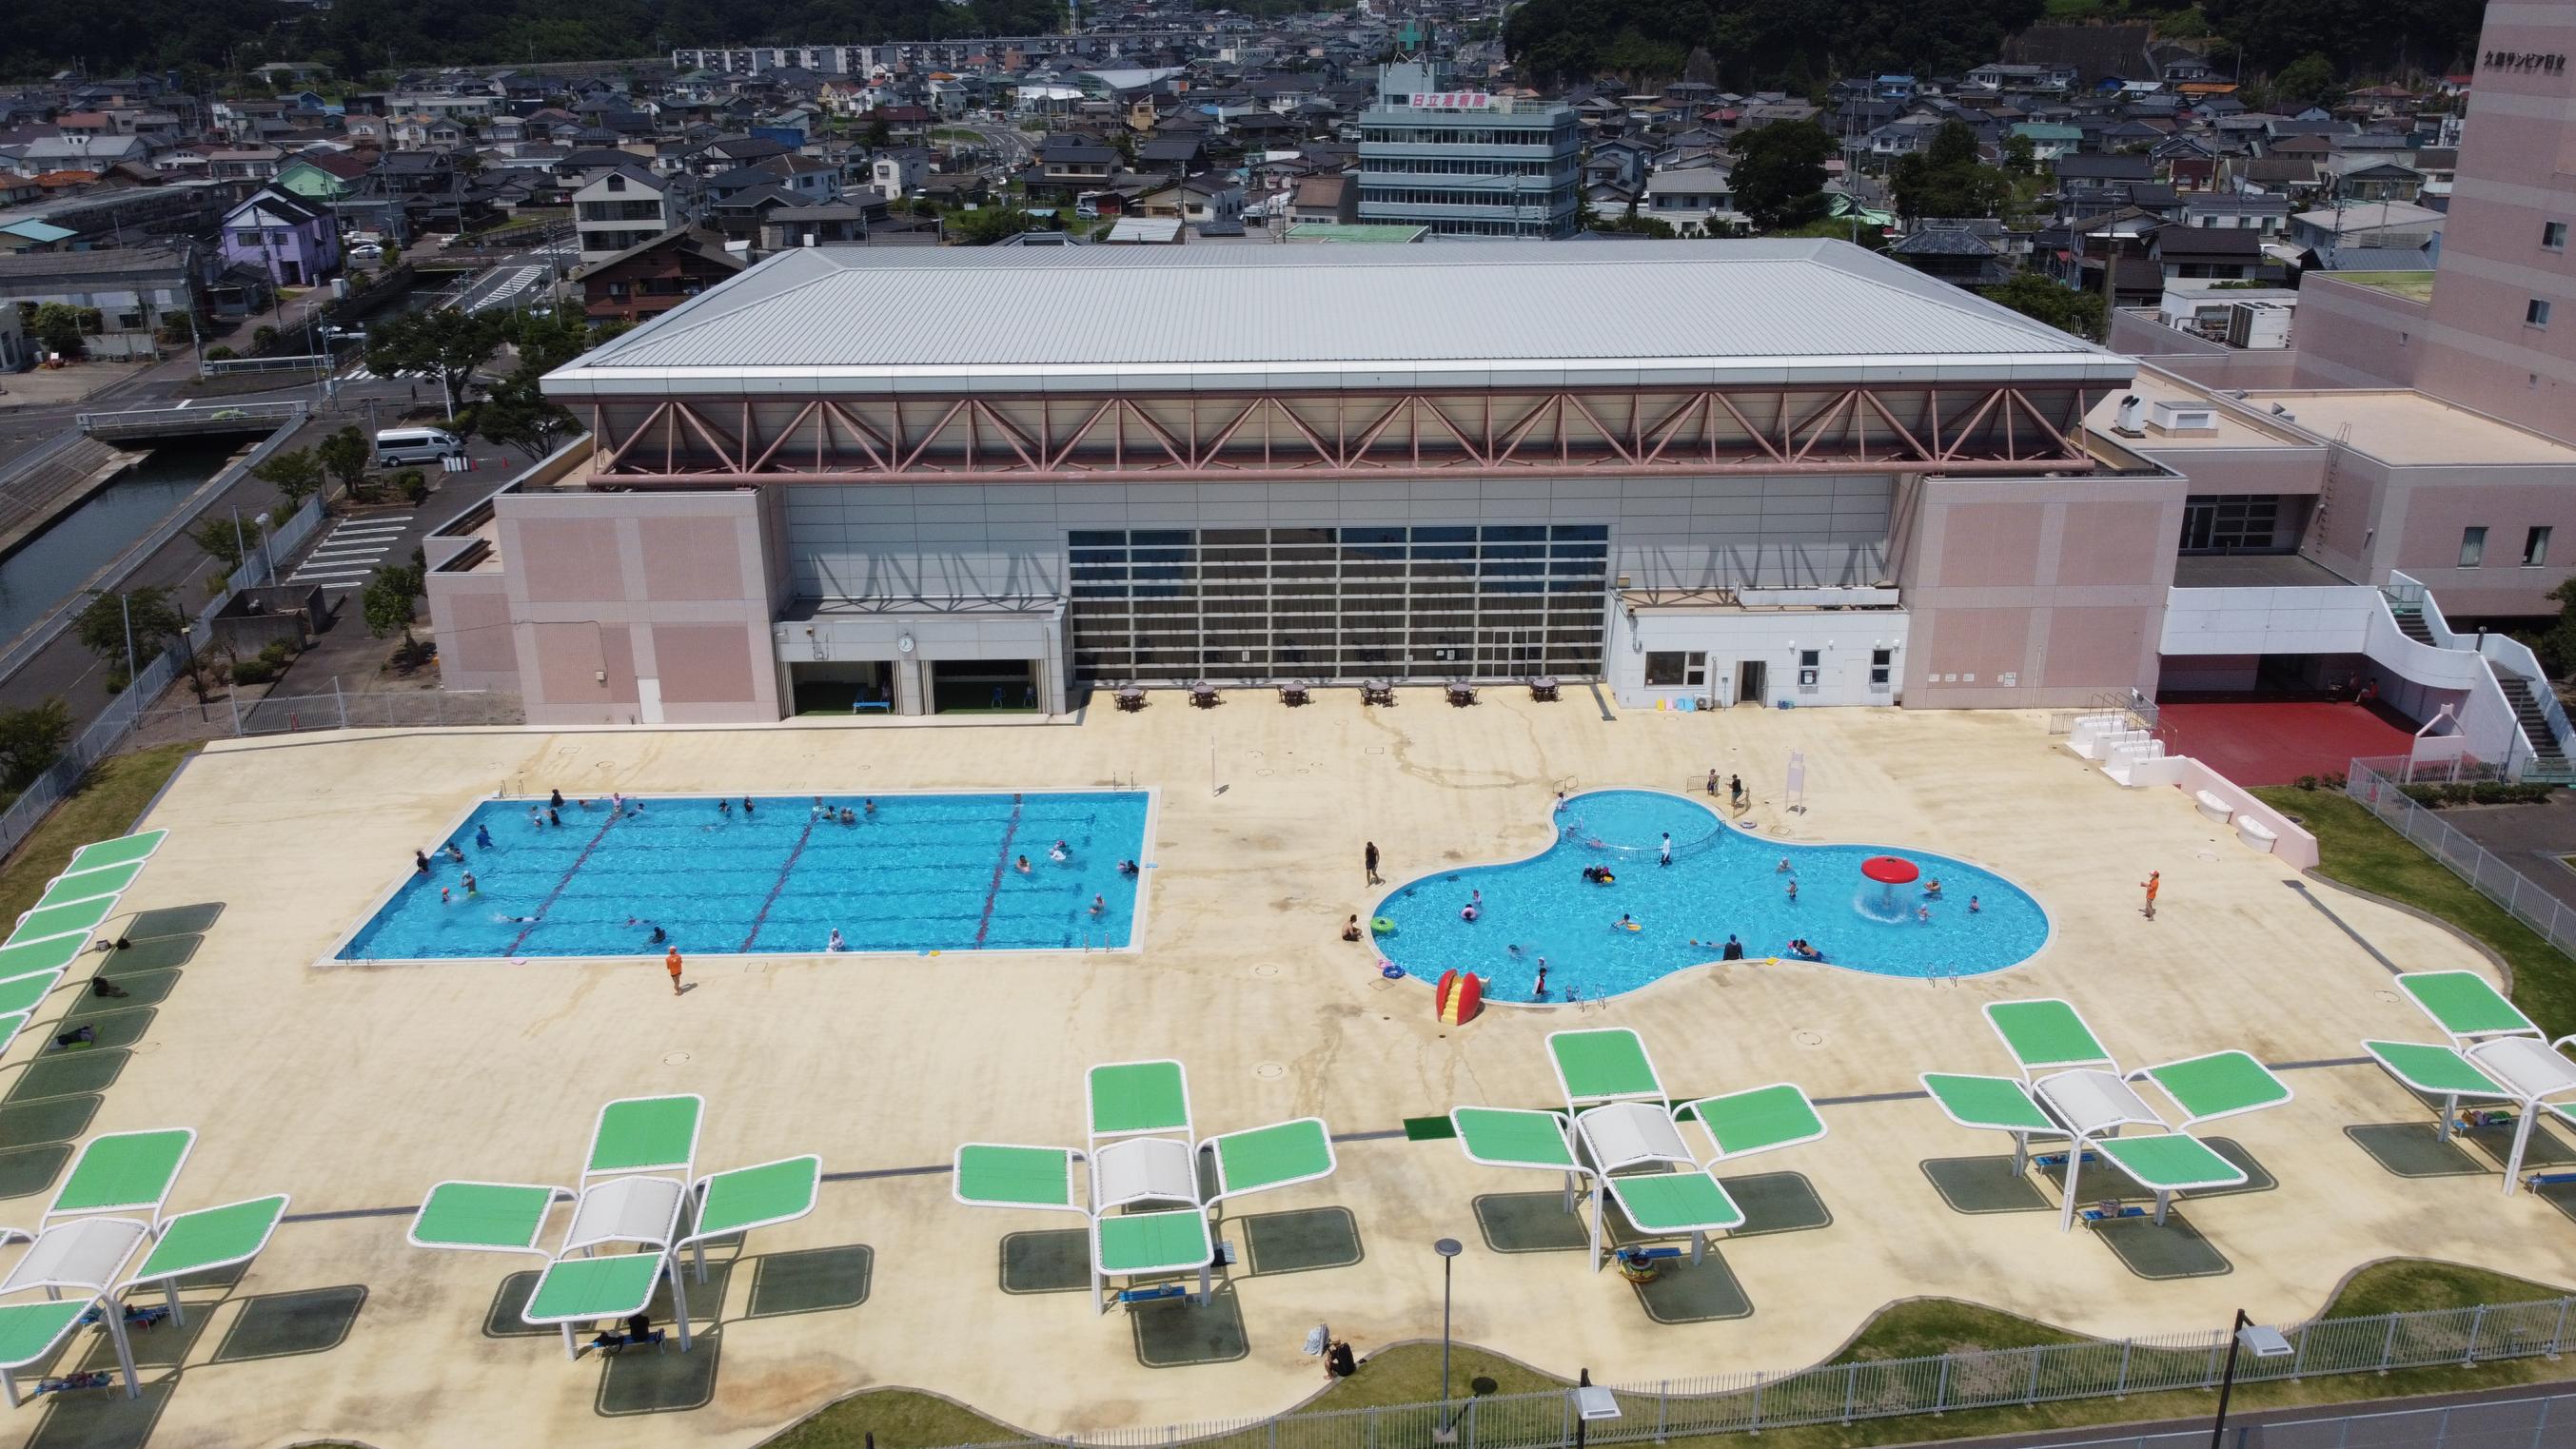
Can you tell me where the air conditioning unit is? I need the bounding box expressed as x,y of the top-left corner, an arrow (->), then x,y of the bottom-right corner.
2148,399 -> 2219,437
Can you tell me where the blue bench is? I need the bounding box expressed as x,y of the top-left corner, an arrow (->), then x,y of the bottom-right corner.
2525,1170 -> 2576,1189
852,699 -> 892,713
588,1328 -> 668,1355
2079,1204 -> 2146,1224
2032,1151 -> 2100,1169
1115,1285 -> 1191,1306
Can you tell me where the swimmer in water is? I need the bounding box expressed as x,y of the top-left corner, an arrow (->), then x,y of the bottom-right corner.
1049,840 -> 1068,864
444,843 -> 465,864
718,799 -> 731,815
1969,894 -> 1982,913
839,808 -> 855,826
1014,855 -> 1032,874
462,871 -> 479,896
864,799 -> 876,816
1090,893 -> 1106,916
414,850 -> 431,874
1117,859 -> 1139,876
476,824 -> 493,850
1534,961 -> 1549,997
827,928 -> 846,952
550,789 -> 564,809
1786,880 -> 1799,900
1777,857 -> 1793,873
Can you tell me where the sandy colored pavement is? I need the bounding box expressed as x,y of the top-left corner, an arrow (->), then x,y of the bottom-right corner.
3,693 -> 2566,1449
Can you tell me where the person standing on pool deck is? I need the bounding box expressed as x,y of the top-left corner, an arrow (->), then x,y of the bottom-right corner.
1705,770 -> 1718,795
665,946 -> 684,995
1659,832 -> 1673,867
2140,871 -> 2160,921
1365,841 -> 1382,886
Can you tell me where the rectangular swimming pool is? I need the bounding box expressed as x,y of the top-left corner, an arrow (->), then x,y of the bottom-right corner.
338,791 -> 1152,961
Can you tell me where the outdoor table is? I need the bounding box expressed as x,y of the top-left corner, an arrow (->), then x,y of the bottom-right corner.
1114,687 -> 1146,712
1529,676 -> 1560,701
1189,682 -> 1219,709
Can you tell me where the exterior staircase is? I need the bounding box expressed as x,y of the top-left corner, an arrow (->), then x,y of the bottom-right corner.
2492,664 -> 2575,784
2389,604 -> 2437,646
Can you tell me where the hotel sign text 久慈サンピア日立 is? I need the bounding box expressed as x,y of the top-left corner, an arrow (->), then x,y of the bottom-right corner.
2480,49 -> 2566,74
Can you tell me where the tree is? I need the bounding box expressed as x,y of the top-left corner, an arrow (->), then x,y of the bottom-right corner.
0,697 -> 71,793
188,514 -> 265,578
946,205 -> 1045,245
364,305 -> 501,405
1977,272 -> 2108,342
253,446 -> 327,510
1728,120 -> 1834,232
2001,132 -> 2036,175
2271,52 -> 2340,110
74,586 -> 186,689
1771,216 -> 1890,250
2533,577 -> 2576,677
865,115 -> 892,148
1889,120 -> 2016,222
316,426 -> 372,495
361,560 -> 423,642
29,303 -> 92,360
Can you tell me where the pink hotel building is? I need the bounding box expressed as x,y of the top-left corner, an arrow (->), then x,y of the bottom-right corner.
426,0 -> 2576,773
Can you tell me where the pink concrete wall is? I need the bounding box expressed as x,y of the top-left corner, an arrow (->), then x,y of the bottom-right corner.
638,517 -> 748,601
2407,3 -> 2576,440
2390,470 -> 2576,616
426,574 -> 518,690
1893,471 -> 2188,707
516,518 -> 625,604
651,622 -> 759,704
497,487 -> 782,726
2288,280 -> 2427,392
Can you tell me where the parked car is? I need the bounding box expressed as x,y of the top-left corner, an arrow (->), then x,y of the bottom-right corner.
348,244 -> 384,262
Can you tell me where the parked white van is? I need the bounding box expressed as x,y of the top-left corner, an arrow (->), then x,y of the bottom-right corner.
375,427 -> 465,465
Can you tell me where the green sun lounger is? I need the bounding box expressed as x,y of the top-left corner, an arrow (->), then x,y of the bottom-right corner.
117,1195 -> 291,1327
1450,1106 -> 1580,1171
1548,1028 -> 1667,1107
1206,1118 -> 1334,1202
2364,1035 -> 2576,1194
584,1094 -> 703,1183
2395,971 -> 2539,1044
0,1300 -> 91,1374
2093,1134 -> 2247,1196
0,936 -> 86,984
2133,1051 -> 2292,1128
1605,1170 -> 1744,1236
29,865 -> 144,916
0,972 -> 60,1020
1921,1072 -> 2061,1135
63,832 -> 166,877
1986,999 -> 2114,1074
409,1181 -> 572,1255
953,1144 -> 1086,1209
5,896 -> 119,951
1088,1060 -> 1191,1140
1092,1207 -> 1214,1278
521,1252 -> 671,1327
46,1128 -> 196,1231
1681,1083 -> 1829,1163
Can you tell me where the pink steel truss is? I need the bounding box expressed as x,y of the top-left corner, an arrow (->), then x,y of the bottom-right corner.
584,384 -> 2100,484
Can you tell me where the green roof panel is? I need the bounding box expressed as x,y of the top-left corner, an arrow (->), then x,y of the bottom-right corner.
1088,1060 -> 1190,1136
693,1156 -> 819,1238
523,1253 -> 666,1323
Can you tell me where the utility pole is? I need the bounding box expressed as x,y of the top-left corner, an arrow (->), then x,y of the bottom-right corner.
120,592 -> 137,688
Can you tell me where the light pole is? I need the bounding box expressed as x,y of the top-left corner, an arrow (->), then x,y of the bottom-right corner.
2209,1309 -> 2294,1449
1434,1237 -> 1462,1436
254,511 -> 272,585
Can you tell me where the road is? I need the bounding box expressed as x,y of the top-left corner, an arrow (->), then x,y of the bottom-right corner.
954,118 -> 1037,174
0,232 -> 562,728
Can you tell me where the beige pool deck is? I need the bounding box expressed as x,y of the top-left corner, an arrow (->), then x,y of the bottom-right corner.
7,694 -> 2573,1449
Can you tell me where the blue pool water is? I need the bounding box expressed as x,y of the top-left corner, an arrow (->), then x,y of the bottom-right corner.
1373,791 -> 2048,1002
340,792 -> 1151,960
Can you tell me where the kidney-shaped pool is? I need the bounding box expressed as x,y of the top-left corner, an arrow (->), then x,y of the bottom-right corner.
1371,790 -> 2050,1003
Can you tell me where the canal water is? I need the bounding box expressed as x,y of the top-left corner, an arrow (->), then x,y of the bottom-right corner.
0,440 -> 244,648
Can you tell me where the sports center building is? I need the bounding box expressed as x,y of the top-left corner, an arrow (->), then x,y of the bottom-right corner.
427,148 -> 2576,775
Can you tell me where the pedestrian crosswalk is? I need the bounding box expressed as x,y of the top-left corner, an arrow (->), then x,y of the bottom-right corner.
287,518 -> 409,591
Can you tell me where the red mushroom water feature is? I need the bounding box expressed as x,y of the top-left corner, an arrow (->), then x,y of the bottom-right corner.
1860,856 -> 1920,886
1858,855 -> 1920,922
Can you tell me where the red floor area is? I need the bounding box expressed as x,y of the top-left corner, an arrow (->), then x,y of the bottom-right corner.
2154,701 -> 2421,786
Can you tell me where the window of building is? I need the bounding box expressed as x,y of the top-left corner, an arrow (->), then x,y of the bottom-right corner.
2527,526 -> 2553,568
1870,648 -> 1893,687
2460,526 -> 2488,568
2529,298 -> 2554,328
1799,649 -> 1820,668
1643,651 -> 1705,687
2546,221 -> 2568,251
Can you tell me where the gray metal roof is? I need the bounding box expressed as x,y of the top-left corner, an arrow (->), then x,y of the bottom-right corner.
546,238 -> 2133,399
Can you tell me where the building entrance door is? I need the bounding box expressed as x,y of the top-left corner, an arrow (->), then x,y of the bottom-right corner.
1737,660 -> 1767,704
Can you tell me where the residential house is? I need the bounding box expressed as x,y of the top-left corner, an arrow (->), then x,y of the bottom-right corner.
0,242 -> 198,360
573,166 -> 703,262
273,152 -> 371,203
2287,199 -> 2445,263
1642,167 -> 1740,236
2146,223 -> 2265,282
1131,173 -> 1244,228
2178,192 -> 2291,236
706,154 -> 841,204
220,188 -> 340,286
869,147 -> 929,202
1888,223 -> 2013,285
1288,174 -> 1355,225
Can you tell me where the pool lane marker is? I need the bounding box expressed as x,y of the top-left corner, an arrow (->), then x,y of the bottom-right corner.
973,793 -> 1026,950
739,818 -> 819,952
503,809 -> 623,956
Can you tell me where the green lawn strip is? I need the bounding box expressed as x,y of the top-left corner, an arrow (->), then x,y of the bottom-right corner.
2252,786 -> 2576,1039
0,744 -> 200,927
770,1263 -> 2571,1448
